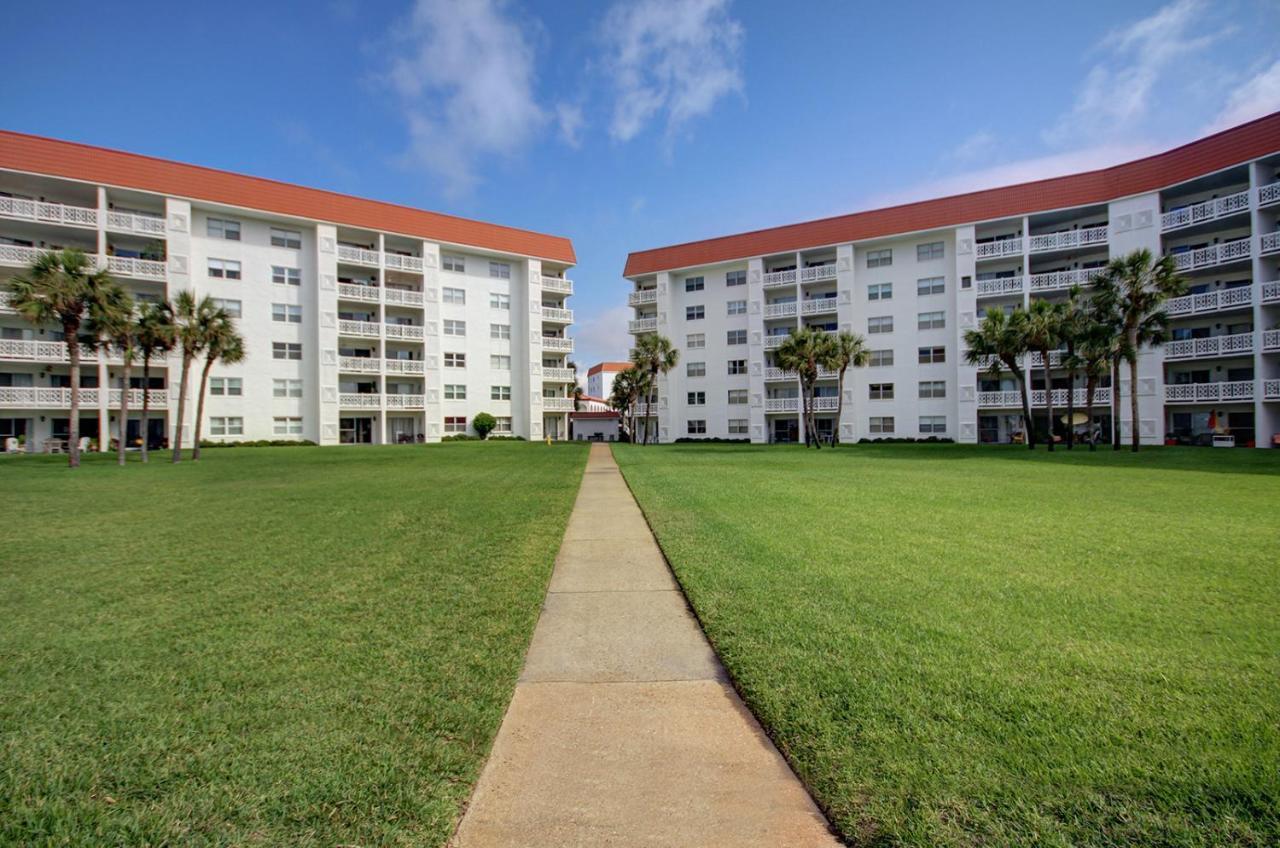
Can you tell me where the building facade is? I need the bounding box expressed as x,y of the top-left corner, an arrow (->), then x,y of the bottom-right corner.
624,114 -> 1280,448
585,360 -> 631,401
0,132 -> 576,451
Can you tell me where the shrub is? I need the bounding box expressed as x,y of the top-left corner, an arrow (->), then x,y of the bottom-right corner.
855,436 -> 955,444
472,412 -> 497,440
441,434 -> 481,442
673,437 -> 751,444
197,439 -> 318,448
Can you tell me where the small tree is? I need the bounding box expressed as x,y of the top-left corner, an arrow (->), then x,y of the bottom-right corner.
776,327 -> 835,449
630,334 -> 679,445
473,412 -> 497,440
168,292 -> 222,463
192,313 -> 245,461
134,302 -> 175,462
608,367 -> 642,442
1020,299 -> 1063,451
823,330 -> 869,447
964,308 -> 1034,449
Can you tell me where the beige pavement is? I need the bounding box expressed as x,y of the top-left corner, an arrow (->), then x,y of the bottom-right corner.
451,444 -> 840,847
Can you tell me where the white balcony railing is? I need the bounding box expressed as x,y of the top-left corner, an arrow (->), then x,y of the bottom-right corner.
337,282 -> 380,303
339,355 -> 381,373
1168,240 -> 1251,272
1028,267 -> 1099,293
339,392 -> 381,408
765,397 -> 798,413
384,323 -> 423,340
978,387 -> 1111,408
541,275 -> 573,294
1166,286 -> 1253,317
542,336 -> 574,352
542,306 -> 573,323
385,393 -> 425,409
383,253 -> 424,273
802,298 -> 838,315
764,302 -> 797,319
1163,332 -> 1254,360
0,290 -> 11,312
542,367 -> 576,382
1164,381 -> 1254,403
1262,329 -> 1280,352
628,317 -> 658,334
628,289 -> 657,306
1263,281 -> 1280,304
1257,181 -> 1280,208
0,243 -> 50,268
1024,349 -> 1068,368
799,264 -> 837,283
764,366 -> 838,381
1261,231 -> 1280,256
0,386 -> 164,409
763,335 -> 788,350
109,388 -> 168,409
336,244 -> 380,267
763,269 -> 797,288
384,358 -> 425,374
106,255 -> 166,280
0,196 -> 98,229
338,319 -> 380,338
1028,226 -> 1108,253
543,397 -> 575,412
106,210 -> 166,236
1264,379 -> 1280,400
977,276 -> 1025,297
975,238 -> 1023,260
383,288 -> 424,307
0,338 -> 99,363
1161,191 -> 1250,231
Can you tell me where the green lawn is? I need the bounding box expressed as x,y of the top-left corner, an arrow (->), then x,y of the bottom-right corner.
1,443 -> 587,847
613,443 -> 1280,848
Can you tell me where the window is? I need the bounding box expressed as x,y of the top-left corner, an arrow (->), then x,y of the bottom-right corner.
869,416 -> 895,434
209,416 -> 244,436
866,248 -> 892,268
917,241 -> 945,261
726,270 -> 746,287
273,416 -> 304,435
918,311 -> 946,330
490,323 -> 511,340
920,415 -> 947,434
687,361 -> 706,377
728,389 -> 748,404
444,320 -> 466,336
445,384 -> 467,400
868,282 -> 892,300
687,391 -> 706,406
727,299 -> 747,315
685,276 -> 705,292
917,276 -> 945,296
272,303 -> 302,323
444,352 -> 467,368
442,254 -> 466,273
443,287 -> 466,304
272,265 -> 301,286
490,292 -> 510,309
272,342 -> 302,360
687,333 -> 706,349
208,259 -> 241,280
687,419 -> 707,435
210,298 -> 241,318
210,377 -> 242,396
445,416 -> 467,433
869,349 -> 894,367
494,416 -> 512,434
273,378 -> 303,398
728,419 -> 748,435
961,275 -> 972,290
919,380 -> 946,399
869,383 -> 894,400
207,217 -> 240,240
488,261 -> 511,279
727,329 -> 747,345
491,385 -> 511,401
271,228 -> 302,249
490,354 -> 510,369
918,345 -> 946,364
868,316 -> 893,334
686,305 -> 705,320
727,359 -> 747,375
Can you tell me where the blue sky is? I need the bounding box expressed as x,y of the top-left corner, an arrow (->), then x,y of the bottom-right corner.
3,0 -> 1278,370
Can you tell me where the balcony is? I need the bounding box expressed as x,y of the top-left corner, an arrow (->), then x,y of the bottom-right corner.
384,323 -> 424,340
1028,226 -> 1107,254
106,210 -> 166,237
763,269 -> 797,288
1028,267 -> 1099,294
383,358 -> 425,375
339,392 -> 381,409
1164,331 -> 1253,360
975,238 -> 1023,260
1264,379 -> 1280,400
801,298 -> 838,316
337,244 -> 380,267
1264,281 -> 1280,304
1263,329 -> 1280,352
384,393 -> 425,410
765,366 -> 838,381
383,253 -> 424,273
339,355 -> 381,374
0,290 -> 10,312
1161,191 -> 1250,231
764,396 -> 838,413
541,275 -> 573,294
543,397 -> 575,412
628,317 -> 658,334
1258,181 -> 1280,208
0,196 -> 97,229
977,276 -> 1025,297
1166,286 -> 1252,317
542,306 -> 573,323
542,367 -> 576,382
337,282 -> 380,303
764,335 -> 787,350
338,319 -> 380,338
978,387 -> 1111,408
799,264 -> 837,283
1261,231 -> 1280,256
107,255 -> 166,281
1164,381 -> 1254,404
1168,240 -> 1251,272
0,387 -> 167,409
0,338 -> 97,363
0,243 -> 52,268
764,302 -> 797,319
542,336 -> 574,352
628,289 -> 657,307
383,288 -> 424,307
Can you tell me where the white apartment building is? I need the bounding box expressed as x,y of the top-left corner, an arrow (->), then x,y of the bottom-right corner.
0,131 -> 576,450
624,114 -> 1280,448
585,360 -> 631,401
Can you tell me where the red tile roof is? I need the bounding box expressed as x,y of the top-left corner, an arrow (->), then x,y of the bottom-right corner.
586,361 -> 634,376
624,112 -> 1280,277
571,410 -> 620,419
0,130 -> 576,264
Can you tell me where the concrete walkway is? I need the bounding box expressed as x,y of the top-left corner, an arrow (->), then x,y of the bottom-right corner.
451,444 -> 840,847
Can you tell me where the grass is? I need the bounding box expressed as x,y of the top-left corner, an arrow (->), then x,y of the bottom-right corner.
613,443 -> 1280,847
0,442 -> 587,847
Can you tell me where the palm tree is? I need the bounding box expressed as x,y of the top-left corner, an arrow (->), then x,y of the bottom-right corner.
964,307 -> 1034,449
1092,250 -> 1185,451
89,295 -> 142,466
1021,299 -> 1062,451
630,334 -> 679,445
191,314 -> 245,461
608,367 -> 642,442
134,302 -> 175,463
168,291 -> 222,463
7,249 -> 128,468
1076,318 -> 1114,452
572,384 -> 586,411
1057,285 -> 1092,450
823,330 -> 869,447
776,327 -> 834,449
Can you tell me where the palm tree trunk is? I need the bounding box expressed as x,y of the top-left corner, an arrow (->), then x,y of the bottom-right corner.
192,356 -> 214,461
65,322 -> 81,469
1065,365 -> 1077,450
1128,351 -> 1141,453
117,359 -> 131,466
172,353 -> 192,463
833,367 -> 846,447
1043,351 -> 1054,452
809,379 -> 820,450
1085,373 -> 1097,452
140,356 -> 150,463
1010,363 -> 1035,450
1111,357 -> 1122,451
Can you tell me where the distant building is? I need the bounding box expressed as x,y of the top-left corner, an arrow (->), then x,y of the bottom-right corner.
572,410 -> 620,441
586,361 -> 631,401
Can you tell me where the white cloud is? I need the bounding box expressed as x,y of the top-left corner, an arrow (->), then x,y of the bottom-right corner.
555,102 -> 585,148
1203,58 -> 1280,133
571,305 -> 633,369
600,0 -> 744,143
387,0 -> 547,196
947,130 -> 998,164
1046,0 -> 1230,147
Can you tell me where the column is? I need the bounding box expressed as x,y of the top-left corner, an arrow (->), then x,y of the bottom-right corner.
421,240 -> 443,442
524,258 -> 543,440
653,271 -> 672,442
1108,193 -> 1164,445
835,244 -> 856,443
747,257 -> 766,443
953,226 -> 978,443
163,198 -> 193,449
377,233 -> 387,445
315,224 -> 340,445
1250,161 -> 1277,447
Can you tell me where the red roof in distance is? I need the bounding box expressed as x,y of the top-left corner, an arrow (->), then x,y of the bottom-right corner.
586,361 -> 634,376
